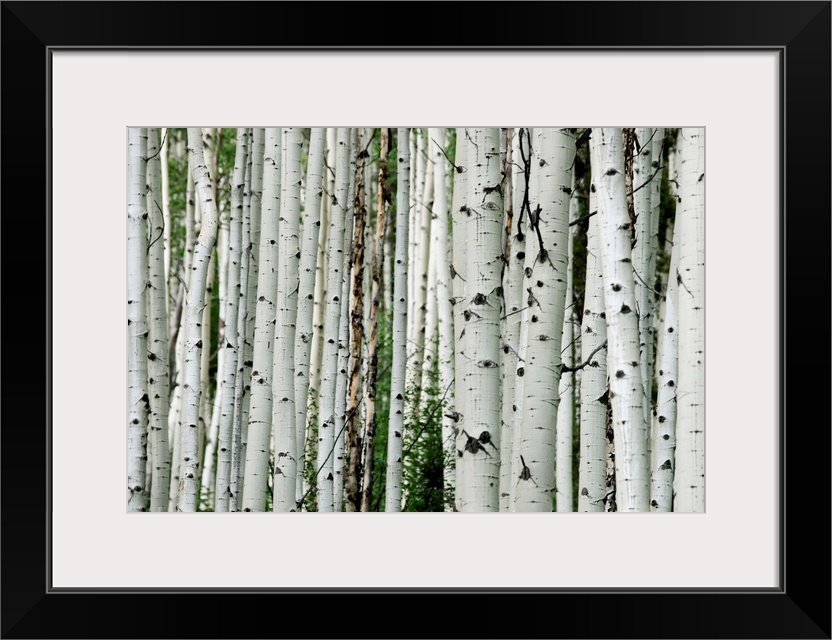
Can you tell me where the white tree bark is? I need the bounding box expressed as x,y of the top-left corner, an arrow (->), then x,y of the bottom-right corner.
237,128 -> 265,502
214,128 -> 249,512
176,129 -> 220,512
509,128 -> 533,510
455,128 -> 503,512
127,128 -> 149,512
632,128 -> 655,428
429,128 -> 457,512
555,171 -> 579,512
651,234 -> 679,511
514,128 -> 574,512
295,128 -> 326,506
316,127 -> 351,512
450,128 -> 468,511
145,128 -> 171,512
591,127 -> 649,512
241,128 -> 281,512
160,127 -> 172,306
272,127 -> 303,510
672,127 -> 705,513
578,172 -> 608,512
385,127 -> 410,512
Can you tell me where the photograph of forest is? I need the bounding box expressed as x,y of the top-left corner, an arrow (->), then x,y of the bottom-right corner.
127,127 -> 704,513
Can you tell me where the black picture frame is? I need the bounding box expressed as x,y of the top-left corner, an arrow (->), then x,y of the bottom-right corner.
2,2 -> 829,638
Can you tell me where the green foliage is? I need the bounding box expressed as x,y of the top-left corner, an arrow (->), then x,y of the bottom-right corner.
400,336 -> 448,513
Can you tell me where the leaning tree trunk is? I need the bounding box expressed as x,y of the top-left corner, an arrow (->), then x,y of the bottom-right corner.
590,128 -> 649,512
455,128 -> 503,512
127,128 -> 149,512
514,128 -> 574,512
672,127 -> 705,513
176,128 -> 221,512
385,127 -> 410,512
145,128 -> 171,512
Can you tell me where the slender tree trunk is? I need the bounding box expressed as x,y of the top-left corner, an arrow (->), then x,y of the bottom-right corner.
455,128 -> 503,512
578,171 -> 608,512
343,129 -> 367,512
651,234 -> 679,511
429,128 -> 457,512
272,128 -> 303,510
673,127 -> 705,512
230,146 -> 253,511
509,128 -> 533,510
295,128 -> 326,508
237,128 -> 265,503
632,127 -> 656,430
127,128 -> 149,512
449,128 -> 468,511
498,129 -> 520,511
385,127 -> 410,512
241,128 -> 281,512
160,127 -> 172,307
360,128 -> 389,511
167,156 -> 196,511
176,128 -> 220,512
146,128 -> 171,512
316,128 -> 351,512
215,129 -> 249,512
590,128 -> 649,512
555,171 -> 579,512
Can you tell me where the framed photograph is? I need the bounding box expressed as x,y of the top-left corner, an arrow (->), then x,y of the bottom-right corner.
3,2 -> 829,638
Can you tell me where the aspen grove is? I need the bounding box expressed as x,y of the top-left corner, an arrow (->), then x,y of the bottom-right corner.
127,127 -> 704,513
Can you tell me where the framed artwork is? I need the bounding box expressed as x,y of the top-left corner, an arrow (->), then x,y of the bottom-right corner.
2,2 -> 829,638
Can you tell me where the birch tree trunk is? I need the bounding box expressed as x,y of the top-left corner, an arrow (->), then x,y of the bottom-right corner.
241,128 -> 281,512
429,128 -> 457,512
176,128 -> 220,512
295,128 -> 326,507
385,127 -> 409,512
509,128 -> 533,509
160,127 -> 172,306
498,129 -> 521,511
127,128 -> 149,512
578,172 -> 608,512
590,127 -> 649,512
555,171 -> 579,512
215,128 -> 249,512
651,235 -> 679,511
514,128 -> 574,512
316,127 -> 351,512
455,128 -> 503,512
272,127 -> 303,511
450,128 -> 468,511
673,127 -> 705,512
145,128 -> 171,512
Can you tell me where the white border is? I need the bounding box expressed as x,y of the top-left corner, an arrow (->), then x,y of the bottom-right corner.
51,51 -> 779,588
